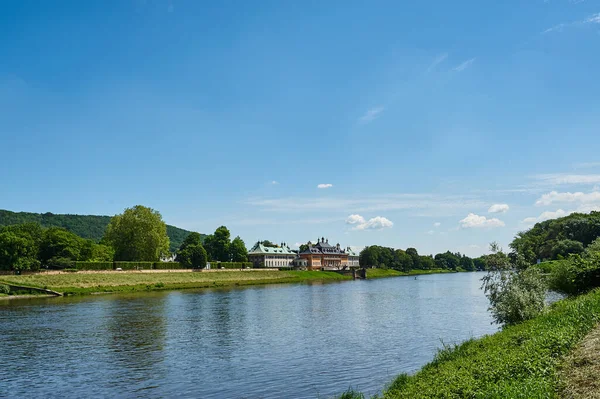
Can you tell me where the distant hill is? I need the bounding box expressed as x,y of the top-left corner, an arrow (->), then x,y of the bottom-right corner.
0,209 -> 201,252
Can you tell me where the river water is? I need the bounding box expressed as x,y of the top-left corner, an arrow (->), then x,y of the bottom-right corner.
1,272 -> 497,398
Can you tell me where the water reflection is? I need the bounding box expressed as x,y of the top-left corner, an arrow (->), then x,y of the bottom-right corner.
1,272 -> 497,399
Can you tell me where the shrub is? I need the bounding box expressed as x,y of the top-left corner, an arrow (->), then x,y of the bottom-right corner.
0,284 -> 10,294
113,262 -> 153,270
63,268 -> 78,273
214,262 -> 253,269
75,262 -> 114,271
153,262 -> 183,270
46,257 -> 75,269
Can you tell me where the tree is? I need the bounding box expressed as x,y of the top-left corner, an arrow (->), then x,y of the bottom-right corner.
39,227 -> 82,265
551,239 -> 584,259
177,244 -> 207,269
0,231 -> 38,271
394,249 -> 413,271
481,243 -> 546,326
230,236 -> 248,262
406,248 -> 421,269
260,240 -> 276,247
103,205 -> 170,261
205,226 -> 231,262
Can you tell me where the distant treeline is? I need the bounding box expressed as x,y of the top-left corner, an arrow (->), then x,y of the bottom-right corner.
510,211 -> 600,264
0,209 -> 199,252
359,246 -> 488,272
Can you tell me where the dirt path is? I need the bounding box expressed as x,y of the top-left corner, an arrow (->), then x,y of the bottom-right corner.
560,324 -> 600,399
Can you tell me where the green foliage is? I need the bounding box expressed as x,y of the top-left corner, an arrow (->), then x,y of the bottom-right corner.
359,245 -> 477,273
481,244 -> 547,326
113,261 -> 154,270
74,261 -> 114,271
335,388 -> 365,399
511,211 -> 600,264
153,262 -> 183,270
0,284 -> 10,294
203,226 -> 231,262
103,205 -> 170,262
213,262 -> 253,269
39,227 -> 82,264
369,288 -> 600,398
0,209 -> 200,252
229,236 -> 248,262
177,244 -> 207,269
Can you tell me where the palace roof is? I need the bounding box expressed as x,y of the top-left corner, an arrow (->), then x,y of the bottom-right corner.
248,242 -> 296,256
299,238 -> 348,255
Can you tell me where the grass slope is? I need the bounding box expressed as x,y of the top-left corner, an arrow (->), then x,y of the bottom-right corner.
0,209 -> 200,252
0,270 -> 352,296
365,268 -> 458,279
361,289 -> 600,399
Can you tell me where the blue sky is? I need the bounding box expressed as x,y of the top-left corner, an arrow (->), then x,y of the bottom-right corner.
1,0 -> 600,256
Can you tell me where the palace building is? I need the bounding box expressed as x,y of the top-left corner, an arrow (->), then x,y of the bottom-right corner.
299,238 -> 352,270
248,242 -> 296,268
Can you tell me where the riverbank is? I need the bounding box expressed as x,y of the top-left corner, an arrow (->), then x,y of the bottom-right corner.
0,270 -> 354,296
0,268 -> 466,297
338,288 -> 600,398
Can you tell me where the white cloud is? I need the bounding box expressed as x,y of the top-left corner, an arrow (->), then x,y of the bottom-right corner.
542,23 -> 567,34
488,203 -> 509,213
535,190 -> 600,206
359,106 -> 385,123
347,214 -> 393,230
245,193 -> 486,214
426,230 -> 435,235
427,53 -> 448,72
575,162 -> 600,169
584,13 -> 600,24
522,209 -> 570,226
271,180 -> 279,185
453,58 -> 476,72
434,222 -> 441,227
346,214 -> 366,225
459,213 -> 505,228
317,183 -> 333,189
533,174 -> 600,186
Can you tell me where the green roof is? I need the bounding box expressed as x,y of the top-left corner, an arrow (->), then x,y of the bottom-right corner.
248,242 -> 296,255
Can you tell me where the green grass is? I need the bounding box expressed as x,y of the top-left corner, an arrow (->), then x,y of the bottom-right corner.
366,268 -> 458,279
339,288 -> 600,399
0,270 -> 352,296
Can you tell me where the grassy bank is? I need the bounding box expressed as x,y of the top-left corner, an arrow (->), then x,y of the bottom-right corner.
339,288 -> 600,399
366,268 -> 459,279
0,270 -> 353,296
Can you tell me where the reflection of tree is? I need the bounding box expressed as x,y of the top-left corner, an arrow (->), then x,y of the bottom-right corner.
104,293 -> 167,385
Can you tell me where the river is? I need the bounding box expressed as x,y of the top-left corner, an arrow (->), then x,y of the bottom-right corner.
1,272 -> 497,398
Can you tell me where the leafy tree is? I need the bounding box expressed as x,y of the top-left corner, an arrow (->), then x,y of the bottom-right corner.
551,239 -> 584,259
419,255 -> 436,270
394,249 -> 413,271
103,205 -> 170,261
481,243 -> 546,326
230,236 -> 248,262
260,240 -> 277,247
39,227 -> 82,265
460,255 -> 475,271
177,243 -> 208,269
406,248 -> 421,269
208,226 -> 231,262
0,231 -> 38,271
80,240 -> 114,261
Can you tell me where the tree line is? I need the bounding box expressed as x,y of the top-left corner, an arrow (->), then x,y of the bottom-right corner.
358,245 -> 490,272
0,205 -> 247,272
0,208 -> 196,252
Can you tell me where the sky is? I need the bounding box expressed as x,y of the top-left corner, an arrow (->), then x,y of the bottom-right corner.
1,0 -> 600,257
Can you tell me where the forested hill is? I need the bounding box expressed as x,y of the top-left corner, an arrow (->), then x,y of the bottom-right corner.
510,211 -> 600,264
0,209 -> 199,252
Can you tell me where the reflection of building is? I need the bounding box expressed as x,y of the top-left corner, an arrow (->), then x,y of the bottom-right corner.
299,238 -> 350,270
347,247 -> 360,267
248,242 -> 296,268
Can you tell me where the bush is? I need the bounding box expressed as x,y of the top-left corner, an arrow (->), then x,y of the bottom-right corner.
0,284 -> 10,294
113,262 -> 154,270
75,262 -> 114,271
153,262 -> 184,270
63,268 -> 78,273
46,257 -> 74,269
214,262 -> 253,269
549,253 -> 600,295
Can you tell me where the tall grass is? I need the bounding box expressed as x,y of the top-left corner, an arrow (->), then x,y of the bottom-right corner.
376,289 -> 600,398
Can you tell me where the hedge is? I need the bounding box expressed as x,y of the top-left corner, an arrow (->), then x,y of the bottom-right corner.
153,262 -> 184,270
75,262 -> 114,271
213,262 -> 253,269
113,262 -> 154,270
